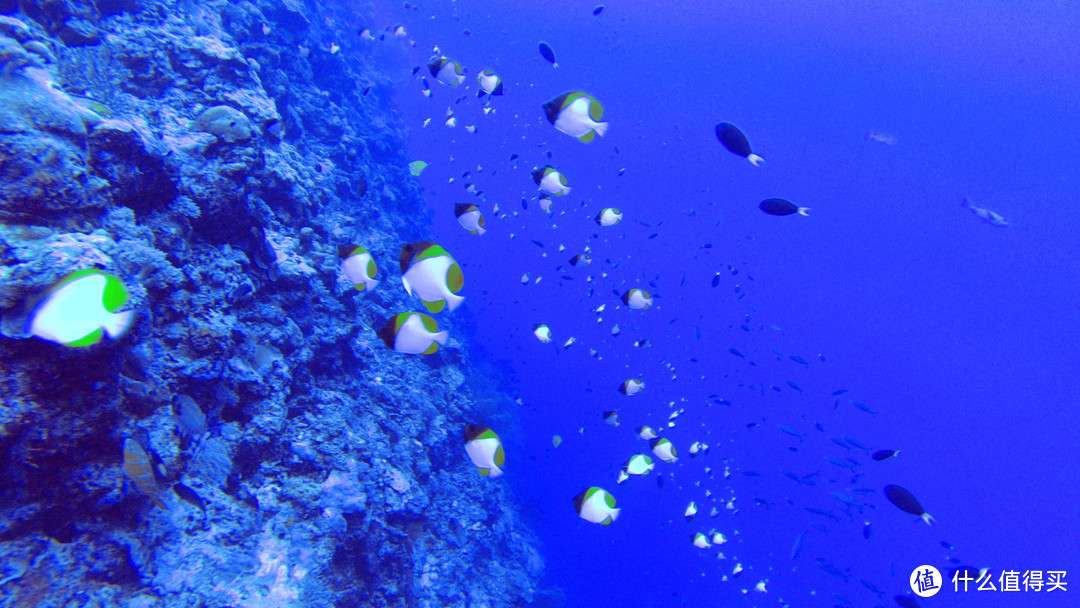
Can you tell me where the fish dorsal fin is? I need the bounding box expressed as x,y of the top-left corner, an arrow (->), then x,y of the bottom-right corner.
587,96 -> 604,121
445,263 -> 464,293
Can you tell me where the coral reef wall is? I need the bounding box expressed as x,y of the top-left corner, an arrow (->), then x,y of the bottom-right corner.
0,1 -> 549,606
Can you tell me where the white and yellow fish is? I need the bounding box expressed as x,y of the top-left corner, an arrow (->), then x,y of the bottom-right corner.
428,57 -> 465,86
532,166 -> 571,196
542,91 -> 608,143
573,486 -> 620,525
28,269 -> 133,346
399,241 -> 464,313
623,454 -> 654,477
454,203 -> 486,235
569,253 -> 591,267
476,69 -> 503,98
621,288 -> 652,310
464,424 -> 505,478
338,244 -> 379,292
377,312 -> 448,355
651,437 -> 677,463
533,323 -> 552,343
685,501 -> 698,521
692,532 -> 711,549
594,207 -> 622,226
637,425 -> 658,440
619,379 -> 644,395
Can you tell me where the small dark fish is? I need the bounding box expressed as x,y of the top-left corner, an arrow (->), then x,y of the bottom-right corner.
531,239 -> 544,248
941,540 -> 955,550
711,274 -> 720,287
657,475 -> 664,489
509,153 -> 519,161
860,578 -> 883,597
538,41 -> 557,67
843,435 -> 869,451
851,400 -> 879,415
172,482 -> 205,511
790,531 -> 805,560
782,470 -> 802,484
830,436 -> 851,450
831,389 -> 850,396
863,521 -> 872,539
884,485 -> 934,525
593,4 -> 604,15
760,198 -> 809,217
728,347 -> 745,358
521,199 -> 528,210
617,168 -> 626,176
715,122 -> 762,165
827,457 -> 855,470
786,380 -> 802,392
746,422 -> 758,429
872,449 -> 899,461
788,354 -> 809,365
815,422 -> 826,432
647,233 -> 658,239
699,243 -> 713,249
815,558 -> 850,581
811,523 -> 828,533
741,471 -> 761,477
356,174 -> 367,197
805,507 -> 840,521
893,595 -> 921,608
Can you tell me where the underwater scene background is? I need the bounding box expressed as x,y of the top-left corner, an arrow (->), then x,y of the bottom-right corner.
0,0 -> 1076,607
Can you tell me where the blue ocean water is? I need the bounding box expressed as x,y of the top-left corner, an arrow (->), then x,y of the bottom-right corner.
378,0 -> 1080,606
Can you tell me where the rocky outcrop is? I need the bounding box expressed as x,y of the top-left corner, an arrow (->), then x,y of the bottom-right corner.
0,1 -> 552,606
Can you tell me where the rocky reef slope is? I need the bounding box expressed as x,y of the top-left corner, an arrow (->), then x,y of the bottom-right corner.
0,1 -> 550,606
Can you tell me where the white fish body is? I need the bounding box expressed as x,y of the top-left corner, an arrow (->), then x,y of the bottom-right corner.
624,290 -> 652,310
457,209 -> 486,235
539,171 -> 570,196
577,488 -> 620,525
341,250 -> 379,291
402,255 -> 465,312
29,271 -> 133,345
465,435 -> 504,478
554,96 -> 608,140
391,313 -> 448,355
533,324 -> 552,343
596,208 -> 622,226
652,438 -> 678,463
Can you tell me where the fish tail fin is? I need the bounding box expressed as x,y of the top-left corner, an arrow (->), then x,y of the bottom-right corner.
476,226 -> 487,235
103,310 -> 134,339
798,207 -> 811,216
592,121 -> 608,138
445,293 -> 465,311
432,330 -> 448,346
609,507 -> 620,522
487,464 -> 503,478
747,154 -> 764,166
922,513 -> 935,526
